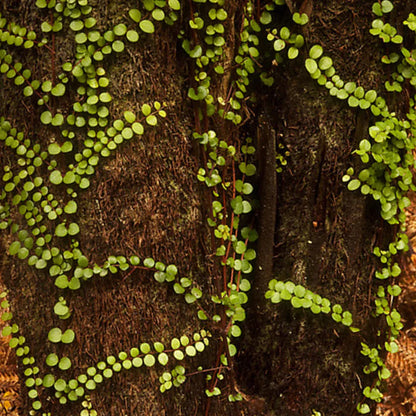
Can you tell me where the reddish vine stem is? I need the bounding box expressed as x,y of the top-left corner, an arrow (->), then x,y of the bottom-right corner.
186,366 -> 223,378
50,10 -> 56,87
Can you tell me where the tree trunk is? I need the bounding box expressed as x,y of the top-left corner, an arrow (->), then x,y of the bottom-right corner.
0,0 -> 413,415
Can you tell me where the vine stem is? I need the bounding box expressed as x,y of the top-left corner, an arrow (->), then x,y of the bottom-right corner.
50,10 -> 56,87
186,366 -> 223,377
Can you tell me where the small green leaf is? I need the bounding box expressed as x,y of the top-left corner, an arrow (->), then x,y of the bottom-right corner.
168,0 -> 180,10
359,139 -> 371,152
51,83 -> 65,97
124,111 -> 136,124
185,345 -> 196,356
46,353 -> 59,367
99,92 -> 112,103
288,47 -> 299,59
59,357 -> 72,370
43,374 -> 55,388
144,354 -> 156,367
48,328 -> 62,343
260,11 -> 272,25
143,258 -> 155,268
152,9 -> 165,21
140,20 -> 155,34
68,223 -> 80,236
41,111 -> 52,124
158,352 -> 169,365
391,263 -> 401,277
347,179 -> 360,191
132,122 -> 144,135
309,45 -> 323,59
126,30 -> 139,42
305,58 -> 318,74
8,241 -> 21,255
79,178 -> 90,189
318,56 -> 333,71
273,39 -> 285,51
141,103 -> 151,116
64,201 -> 77,214
55,223 -> 67,237
129,9 -> 142,22
113,23 -> 127,36
146,115 -> 157,126
173,350 -> 184,360
381,0 -> 393,13
50,170 -> 63,185
357,403 -> 370,414
348,96 -> 359,107
112,40 -> 125,52
293,12 -> 309,25
86,380 -> 96,390
61,329 -> 75,344
70,20 -> 84,31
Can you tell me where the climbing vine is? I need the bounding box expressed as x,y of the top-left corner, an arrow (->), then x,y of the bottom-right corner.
264,1 -> 416,413
0,0 -> 415,415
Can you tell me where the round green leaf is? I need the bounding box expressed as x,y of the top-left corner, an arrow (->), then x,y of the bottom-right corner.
43,374 -> 55,388
68,223 -> 80,236
318,56 -> 333,71
140,20 -> 155,34
54,302 -> 69,316
158,352 -> 169,365
112,40 -> 125,52
140,343 -> 151,354
288,47 -> 299,59
152,9 -> 165,21
79,178 -> 90,189
18,247 -> 29,259
348,96 -> 359,107
55,223 -> 67,237
61,329 -> 75,344
173,350 -> 184,360
9,241 -> 21,255
168,0 -> 180,10
185,345 -> 196,356
309,45 -> 323,59
46,353 -> 59,367
143,258 -> 155,268
126,30 -> 139,42
48,327 -> 62,343
260,11 -> 272,25
145,115 -> 157,126
273,39 -> 285,51
55,275 -> 69,289
86,380 -> 96,390
59,356 -> 72,370
305,58 -> 318,74
132,357 -> 143,367
113,24 -> 127,36
171,338 -> 180,349
365,90 -> 377,103
144,354 -> 156,367
381,0 -> 393,13
40,111 -> 52,124
129,9 -> 142,22
347,179 -> 361,191
51,83 -> 65,97
70,20 -> 84,31
50,170 -> 63,185
64,201 -> 77,214
99,92 -> 112,103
